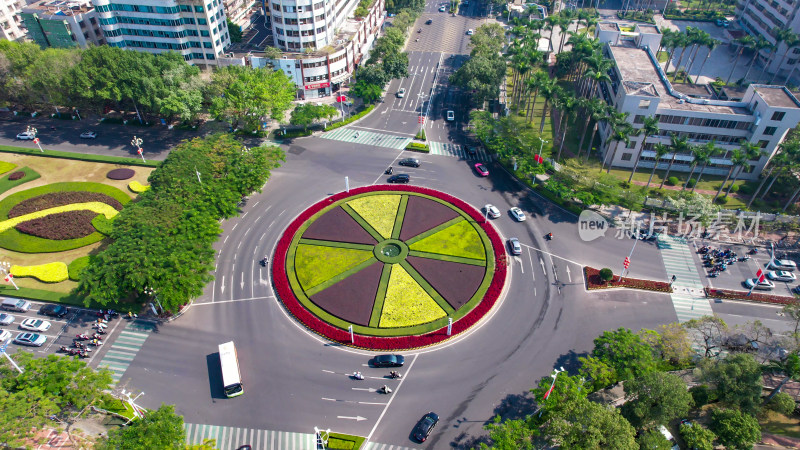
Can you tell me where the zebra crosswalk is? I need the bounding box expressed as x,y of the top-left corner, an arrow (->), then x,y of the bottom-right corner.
321,127 -> 412,149
184,423 -> 419,450
427,141 -> 491,162
96,320 -> 155,383
657,234 -> 713,322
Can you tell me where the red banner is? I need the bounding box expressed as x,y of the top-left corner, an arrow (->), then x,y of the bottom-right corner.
304,82 -> 330,90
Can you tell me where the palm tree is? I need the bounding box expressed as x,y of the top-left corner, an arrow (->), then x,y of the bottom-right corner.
714,148 -> 746,201
770,31 -> 800,84
646,143 -> 671,189
576,97 -> 602,158
764,353 -> 800,401
758,28 -> 785,83
660,134 -> 689,189
545,15 -> 559,53
525,71 -> 547,121
583,102 -> 610,162
539,81 -> 559,133
688,141 -> 719,193
726,35 -> 755,85
746,141 -> 794,208
743,38 -> 772,82
683,31 -> 710,83
662,31 -> 680,75
628,116 -> 659,183
672,29 -> 696,82
603,114 -> 634,173
694,38 -> 720,84
555,93 -> 577,161
557,11 -> 574,54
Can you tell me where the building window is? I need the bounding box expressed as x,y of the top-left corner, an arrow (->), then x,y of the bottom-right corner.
195,5 -> 204,12
758,140 -> 769,148
764,126 -> 777,136
626,140 -> 636,149
638,100 -> 651,108
621,153 -> 632,161
633,115 -> 644,124
771,111 -> 786,121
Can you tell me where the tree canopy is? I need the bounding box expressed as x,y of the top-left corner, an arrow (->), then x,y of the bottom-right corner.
700,353 -> 763,415
621,372 -> 693,429
589,328 -> 659,383
542,398 -> 638,449
290,103 -> 338,130
209,65 -> 295,132
709,408 -> 761,450
97,404 -> 185,450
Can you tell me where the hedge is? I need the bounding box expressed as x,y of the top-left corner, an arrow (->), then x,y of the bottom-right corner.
0,145 -> 160,168
92,214 -> 114,235
324,105 -> 376,131
68,255 -> 90,281
585,266 -> 673,292
0,166 -> 40,196
405,142 -> 429,152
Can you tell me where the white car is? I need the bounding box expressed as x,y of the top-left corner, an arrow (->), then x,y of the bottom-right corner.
397,88 -> 406,98
509,207 -> 526,222
744,278 -> 775,290
466,29 -> 474,35
439,5 -> 446,11
484,204 -> 501,219
0,313 -> 14,325
16,132 -> 35,140
769,259 -> 797,271
80,131 -> 97,139
447,110 -> 455,121
768,270 -> 797,282
19,318 -> 51,332
0,329 -> 11,343
14,332 -> 46,347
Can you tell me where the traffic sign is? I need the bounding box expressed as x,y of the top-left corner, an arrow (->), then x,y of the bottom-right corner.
33,138 -> 39,144
623,257 -> 630,269
418,116 -> 425,124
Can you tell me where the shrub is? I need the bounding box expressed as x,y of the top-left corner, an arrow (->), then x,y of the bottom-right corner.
107,168 -> 135,180
686,178 -> 697,188
280,129 -> 313,139
689,384 -> 714,407
415,129 -> 426,141
68,256 -> 90,281
405,142 -> 429,153
7,171 -> 25,181
324,105 -> 376,131
599,267 -> 614,281
11,262 -> 69,283
715,195 -> 729,205
620,181 -> 631,189
738,183 -> 753,195
667,176 -> 679,186
752,199 -> 765,207
128,181 -> 150,193
768,392 -> 797,416
92,214 -> 114,235
730,184 -> 740,193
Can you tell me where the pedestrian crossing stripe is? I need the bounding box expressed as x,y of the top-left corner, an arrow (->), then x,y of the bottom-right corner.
657,234 -> 705,290
184,423 -> 420,450
321,127 -> 412,150
670,292 -> 714,323
427,141 -> 490,162
96,320 -> 153,383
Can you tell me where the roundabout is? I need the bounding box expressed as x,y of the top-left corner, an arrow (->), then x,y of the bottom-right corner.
273,185 -> 507,349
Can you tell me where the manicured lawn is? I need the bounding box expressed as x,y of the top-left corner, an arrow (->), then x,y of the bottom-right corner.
326,432 -> 366,450
379,264 -> 446,327
294,244 -> 373,290
409,220 -> 485,260
0,161 -> 16,175
347,194 -> 401,239
11,261 -> 69,283
760,410 -> 800,439
0,167 -> 40,196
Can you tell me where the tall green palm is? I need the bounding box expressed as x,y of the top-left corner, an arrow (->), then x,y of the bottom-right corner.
545,15 -> 559,52
539,81 -> 559,133
759,140 -> 800,201
662,31 -> 680,75
628,116 -> 659,183
684,31 -> 711,83
603,114 -> 634,173
764,353 -> 800,401
758,28 -> 785,82
555,93 -> 577,161
557,12 -> 574,54
576,97 -> 601,159
647,143 -> 671,189
743,37 -> 773,82
689,141 -> 719,193
714,148 -> 746,201
672,30 -> 696,82
770,31 -> 800,84
726,35 -> 755,85
694,38 -> 720,84
747,142 -> 794,208
660,134 -> 689,190
525,71 -> 547,122
583,102 -> 609,162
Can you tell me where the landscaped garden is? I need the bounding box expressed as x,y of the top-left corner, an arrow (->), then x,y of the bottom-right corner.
273,186 -> 507,350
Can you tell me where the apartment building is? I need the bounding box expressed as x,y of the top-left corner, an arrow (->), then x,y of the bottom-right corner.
222,0 -> 256,28
0,0 -> 26,41
21,0 -> 105,48
594,22 -> 800,180
736,0 -> 800,85
92,0 -> 230,67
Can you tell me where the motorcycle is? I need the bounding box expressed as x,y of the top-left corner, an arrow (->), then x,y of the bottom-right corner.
77,351 -> 90,358
749,248 -> 759,255
417,28 -> 422,33
739,256 -> 751,262
76,333 -> 90,341
545,233 -> 553,241
90,338 -> 103,347
385,167 -> 393,175
708,272 -> 719,278
92,322 -> 107,330
352,372 -> 365,380
389,371 -> 402,379
378,385 -> 393,394
260,257 -> 269,267
91,333 -> 104,340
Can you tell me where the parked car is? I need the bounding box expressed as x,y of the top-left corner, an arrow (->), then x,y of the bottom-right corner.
79,131 -> 97,139
398,157 -> 420,167
466,29 -> 474,35
474,163 -> 489,177
16,132 -> 35,140
14,332 -> 46,347
425,19 -> 433,24
373,354 -> 405,367
508,238 -> 522,255
0,313 -> 14,325
446,110 -> 455,121
484,204 -> 500,219
0,329 -> 10,343
397,88 -> 406,98
509,207 -> 526,222
412,412 -> 439,443
769,259 -> 797,271
20,318 -> 51,332
744,278 -> 775,290
40,304 -> 69,318
387,174 -> 410,184
768,270 -> 797,282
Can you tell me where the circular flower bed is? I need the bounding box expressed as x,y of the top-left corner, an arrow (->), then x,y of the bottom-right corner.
273,186 -> 507,350
106,168 -> 135,180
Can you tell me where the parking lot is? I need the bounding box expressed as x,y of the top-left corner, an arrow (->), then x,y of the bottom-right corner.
0,299 -> 131,365
686,241 -> 800,297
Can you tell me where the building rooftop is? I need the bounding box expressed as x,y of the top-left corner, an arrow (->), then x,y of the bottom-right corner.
636,24 -> 659,34
22,0 -> 93,14
672,83 -> 714,99
608,44 -> 749,115
599,22 -> 619,31
754,85 -> 800,108
715,85 -> 749,101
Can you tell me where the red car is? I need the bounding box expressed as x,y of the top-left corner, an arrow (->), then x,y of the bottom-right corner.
474,163 -> 489,176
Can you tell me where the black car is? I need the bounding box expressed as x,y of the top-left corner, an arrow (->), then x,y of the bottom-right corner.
425,19 -> 433,24
39,304 -> 69,318
373,354 -> 405,367
465,146 -> 478,157
398,158 -> 420,168
387,174 -> 410,183
413,412 -> 439,442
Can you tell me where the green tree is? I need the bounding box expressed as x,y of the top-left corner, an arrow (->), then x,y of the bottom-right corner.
680,422 -> 716,450
97,404 -> 185,450
684,315 -> 728,358
543,398 -> 638,449
701,353 -> 763,415
635,429 -> 672,450
628,116 -> 659,184
290,103 -> 338,130
709,408 -> 761,450
226,19 -> 243,43
382,51 -> 410,80
351,79 -> 383,104
481,417 -> 537,450
621,372 -> 693,429
591,328 -> 658,382
766,392 -> 797,416
578,356 -> 617,392
209,65 -> 295,131
531,373 -> 589,419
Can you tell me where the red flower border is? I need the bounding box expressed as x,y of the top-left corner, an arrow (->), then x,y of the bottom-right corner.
705,287 -> 799,305
271,185 -> 507,350
584,266 -> 673,293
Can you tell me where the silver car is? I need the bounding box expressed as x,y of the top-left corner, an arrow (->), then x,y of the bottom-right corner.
744,278 -> 775,290
16,132 -> 35,140
508,238 -> 522,255
19,318 -> 51,332
0,313 -> 14,325
769,259 -> 797,271
768,270 -> 797,282
14,332 -> 46,346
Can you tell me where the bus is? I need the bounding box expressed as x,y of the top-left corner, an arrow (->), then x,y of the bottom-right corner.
219,341 -> 243,398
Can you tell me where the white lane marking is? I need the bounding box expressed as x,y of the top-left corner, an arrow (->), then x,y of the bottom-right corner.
540,257 -> 546,275
359,401 -> 388,405
191,296 -> 273,306
365,353 -> 417,443
515,256 -> 523,273
278,209 -> 286,217
223,235 -> 229,243
240,272 -> 244,290
337,415 -> 368,421
231,222 -> 238,231
528,250 -> 535,281
566,266 -> 572,282
219,276 -> 225,295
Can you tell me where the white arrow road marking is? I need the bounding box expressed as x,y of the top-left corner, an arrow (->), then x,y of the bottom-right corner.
566,266 -> 572,282
540,257 -> 546,275
240,272 -> 244,290
515,255 -> 523,273
352,387 -> 377,392
220,276 -> 225,294
337,416 -> 368,421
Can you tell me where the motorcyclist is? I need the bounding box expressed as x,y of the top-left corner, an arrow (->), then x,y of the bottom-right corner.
547,233 -> 553,240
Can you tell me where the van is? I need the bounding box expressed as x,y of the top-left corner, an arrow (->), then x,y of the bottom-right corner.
2,298 -> 31,312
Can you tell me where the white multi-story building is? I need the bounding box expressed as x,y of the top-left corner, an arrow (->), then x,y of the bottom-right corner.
222,0 -> 256,28
21,0 -> 105,48
0,0 -> 26,41
595,22 -> 800,180
92,0 -> 230,67
736,0 -> 800,85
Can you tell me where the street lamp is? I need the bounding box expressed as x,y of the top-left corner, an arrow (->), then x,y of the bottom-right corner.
131,136 -> 145,163
27,126 -> 43,153
539,366 -> 566,417
0,261 -> 18,290
121,389 -> 146,420
314,427 -> 331,449
538,137 -> 549,158
143,286 -> 163,314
